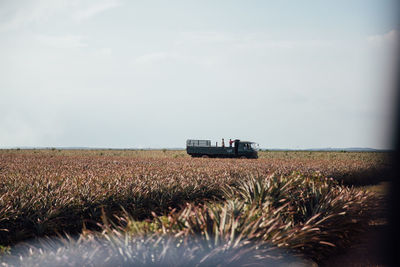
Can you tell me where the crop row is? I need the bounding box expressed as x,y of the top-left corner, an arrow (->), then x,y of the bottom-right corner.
1,173 -> 380,266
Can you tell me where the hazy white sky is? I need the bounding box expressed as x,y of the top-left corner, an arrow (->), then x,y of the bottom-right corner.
0,0 -> 399,149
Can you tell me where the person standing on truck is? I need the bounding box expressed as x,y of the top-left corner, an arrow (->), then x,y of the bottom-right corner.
229,139 -> 234,147
222,138 -> 225,147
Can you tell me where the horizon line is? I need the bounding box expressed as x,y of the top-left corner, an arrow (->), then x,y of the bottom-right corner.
0,146 -> 392,152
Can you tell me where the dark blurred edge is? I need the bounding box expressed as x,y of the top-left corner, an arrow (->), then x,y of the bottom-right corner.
388,22 -> 400,267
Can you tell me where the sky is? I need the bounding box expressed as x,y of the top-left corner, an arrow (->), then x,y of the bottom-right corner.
0,0 -> 399,149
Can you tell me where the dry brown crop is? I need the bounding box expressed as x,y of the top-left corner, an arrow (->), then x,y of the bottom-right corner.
0,149 -> 390,265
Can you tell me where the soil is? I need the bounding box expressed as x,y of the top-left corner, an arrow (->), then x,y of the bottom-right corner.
321,196 -> 390,267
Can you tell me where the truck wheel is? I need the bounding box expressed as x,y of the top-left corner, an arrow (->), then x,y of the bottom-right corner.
202,155 -> 209,158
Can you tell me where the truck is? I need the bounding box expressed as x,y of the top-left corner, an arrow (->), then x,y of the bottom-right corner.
186,139 -> 259,159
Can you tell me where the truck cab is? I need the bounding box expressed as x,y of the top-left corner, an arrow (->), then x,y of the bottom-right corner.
235,140 -> 259,159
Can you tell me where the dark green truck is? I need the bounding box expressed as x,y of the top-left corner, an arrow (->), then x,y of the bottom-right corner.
186,139 -> 259,159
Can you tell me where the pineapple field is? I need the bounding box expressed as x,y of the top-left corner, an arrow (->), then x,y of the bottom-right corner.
0,149 -> 391,266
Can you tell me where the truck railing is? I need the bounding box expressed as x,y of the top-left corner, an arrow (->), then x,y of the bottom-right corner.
186,140 -> 211,147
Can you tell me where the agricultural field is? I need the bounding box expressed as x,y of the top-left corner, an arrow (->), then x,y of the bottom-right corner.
0,149 -> 392,266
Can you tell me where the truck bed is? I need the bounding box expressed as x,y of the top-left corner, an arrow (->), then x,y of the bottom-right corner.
186,146 -> 236,157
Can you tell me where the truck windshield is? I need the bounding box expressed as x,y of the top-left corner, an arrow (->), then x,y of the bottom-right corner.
250,143 -> 259,150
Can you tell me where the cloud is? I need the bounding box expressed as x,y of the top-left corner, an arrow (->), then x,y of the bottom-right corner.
36,34 -> 88,48
0,113 -> 61,147
134,52 -> 171,64
73,0 -> 122,21
367,29 -> 400,46
176,31 -> 238,44
133,52 -> 190,65
0,0 -> 122,31
175,31 -> 333,50
0,0 -> 69,31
